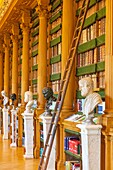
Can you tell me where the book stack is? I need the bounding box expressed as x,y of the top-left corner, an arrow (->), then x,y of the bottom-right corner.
65,161 -> 80,170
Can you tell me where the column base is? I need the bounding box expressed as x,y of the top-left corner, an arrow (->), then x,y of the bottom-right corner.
57,160 -> 65,170
34,146 -> 40,159
24,154 -> 34,159
3,135 -> 8,140
10,142 -> 17,147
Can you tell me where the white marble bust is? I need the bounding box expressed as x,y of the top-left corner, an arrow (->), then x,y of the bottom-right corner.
79,77 -> 102,124
24,88 -> 34,112
1,90 -> 9,107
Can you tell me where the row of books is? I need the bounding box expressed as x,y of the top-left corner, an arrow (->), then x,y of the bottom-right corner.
97,45 -> 105,62
40,130 -> 44,140
64,137 -> 80,155
52,80 -> 61,93
32,70 -> 37,80
51,42 -> 61,56
80,24 -> 96,44
77,49 -> 97,67
51,62 -> 61,74
65,161 -> 80,170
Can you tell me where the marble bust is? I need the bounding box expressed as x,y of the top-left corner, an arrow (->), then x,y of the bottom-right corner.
24,89 -> 34,112
79,77 -> 102,124
1,90 -> 9,108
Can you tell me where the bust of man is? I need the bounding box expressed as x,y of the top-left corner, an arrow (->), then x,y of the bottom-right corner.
1,90 -> 9,108
24,87 -> 34,112
42,87 -> 56,116
79,77 -> 102,124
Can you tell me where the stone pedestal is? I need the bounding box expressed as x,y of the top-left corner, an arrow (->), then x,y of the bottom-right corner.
23,111 -> 34,158
0,107 -> 2,134
77,124 -> 102,170
42,115 -> 56,170
10,108 -> 17,147
2,107 -> 9,139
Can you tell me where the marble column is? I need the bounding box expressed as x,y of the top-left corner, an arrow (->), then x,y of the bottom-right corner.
11,24 -> 19,100
102,0 -> 113,169
61,0 -> 75,113
21,10 -> 30,104
34,4 -> 48,159
0,40 -> 4,106
3,34 -> 10,97
57,1 -> 75,169
36,5 -> 48,110
77,124 -> 102,170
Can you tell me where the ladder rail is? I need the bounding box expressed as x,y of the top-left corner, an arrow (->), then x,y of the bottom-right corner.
38,0 -> 90,169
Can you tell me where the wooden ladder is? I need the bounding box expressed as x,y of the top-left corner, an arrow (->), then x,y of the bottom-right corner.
38,0 -> 90,169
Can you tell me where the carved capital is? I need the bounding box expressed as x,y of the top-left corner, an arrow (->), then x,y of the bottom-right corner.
4,33 -> 10,49
11,34 -> 18,44
36,4 -> 51,18
21,10 -> 31,27
20,23 -> 30,34
12,24 -> 19,36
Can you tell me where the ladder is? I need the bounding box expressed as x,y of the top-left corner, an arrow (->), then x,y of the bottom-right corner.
38,0 -> 90,169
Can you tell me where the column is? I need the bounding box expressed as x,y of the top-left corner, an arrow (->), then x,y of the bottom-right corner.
34,4 -> 48,159
11,24 -> 19,100
102,0 -> 113,169
21,10 -> 30,104
0,40 -> 4,105
57,1 -> 75,169
3,34 -> 10,96
36,5 -> 48,110
61,0 -> 75,114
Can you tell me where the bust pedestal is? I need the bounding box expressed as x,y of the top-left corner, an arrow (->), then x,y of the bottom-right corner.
2,107 -> 9,140
77,124 -> 102,170
23,110 -> 34,158
10,108 -> 17,147
41,114 -> 56,170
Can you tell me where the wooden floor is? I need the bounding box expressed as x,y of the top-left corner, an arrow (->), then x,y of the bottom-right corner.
0,134 -> 39,170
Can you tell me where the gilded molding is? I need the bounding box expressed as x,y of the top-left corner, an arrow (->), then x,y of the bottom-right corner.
0,0 -> 12,20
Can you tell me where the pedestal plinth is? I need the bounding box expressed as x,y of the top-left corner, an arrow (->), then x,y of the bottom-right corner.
2,107 -> 9,139
77,124 -> 102,170
23,111 -> 34,158
41,115 -> 56,170
10,108 -> 17,147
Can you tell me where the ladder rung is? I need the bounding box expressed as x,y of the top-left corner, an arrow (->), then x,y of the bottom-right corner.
51,122 -> 55,124
76,26 -> 81,31
74,36 -> 78,40
42,154 -> 47,158
81,6 -> 86,11
71,47 -> 75,51
45,144 -> 50,146
78,16 -> 84,21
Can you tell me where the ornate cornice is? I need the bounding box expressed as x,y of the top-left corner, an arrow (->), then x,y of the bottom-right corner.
0,0 -> 12,20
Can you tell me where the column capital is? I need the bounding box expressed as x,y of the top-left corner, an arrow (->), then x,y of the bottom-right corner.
4,33 -> 10,49
21,10 -> 31,27
0,39 -> 4,53
12,23 -> 19,36
36,4 -> 51,18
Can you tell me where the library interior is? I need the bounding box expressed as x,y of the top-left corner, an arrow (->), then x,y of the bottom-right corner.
0,0 -> 112,170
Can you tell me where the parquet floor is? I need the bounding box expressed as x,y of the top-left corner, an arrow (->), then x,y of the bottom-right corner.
0,134 -> 39,170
